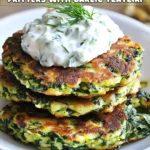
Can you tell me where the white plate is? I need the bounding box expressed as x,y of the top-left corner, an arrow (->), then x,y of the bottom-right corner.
0,7 -> 150,150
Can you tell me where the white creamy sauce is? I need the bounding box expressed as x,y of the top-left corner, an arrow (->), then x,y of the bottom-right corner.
21,6 -> 124,67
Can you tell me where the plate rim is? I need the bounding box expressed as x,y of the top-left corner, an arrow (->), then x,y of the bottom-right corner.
0,7 -> 150,33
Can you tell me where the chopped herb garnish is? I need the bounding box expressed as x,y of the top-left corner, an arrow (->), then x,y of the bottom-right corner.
62,45 -> 69,53
56,29 -> 64,33
90,38 -> 96,44
45,3 -> 96,26
80,41 -> 84,46
107,28 -> 111,32
65,28 -> 72,36
100,21 -> 105,26
52,34 -> 61,41
49,16 -> 58,19
68,55 -> 77,66
46,23 -> 58,28
46,42 -> 50,46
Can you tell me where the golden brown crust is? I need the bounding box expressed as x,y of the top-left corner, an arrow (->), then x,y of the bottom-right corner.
101,104 -> 127,130
0,65 -> 19,87
2,31 -> 143,96
14,104 -> 126,138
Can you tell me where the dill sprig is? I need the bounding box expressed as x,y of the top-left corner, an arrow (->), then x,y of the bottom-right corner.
45,3 -> 95,26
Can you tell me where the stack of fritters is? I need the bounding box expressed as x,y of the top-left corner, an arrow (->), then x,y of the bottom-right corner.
0,31 -> 150,150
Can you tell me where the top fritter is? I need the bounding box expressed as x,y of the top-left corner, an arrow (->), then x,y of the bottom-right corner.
2,31 -> 143,97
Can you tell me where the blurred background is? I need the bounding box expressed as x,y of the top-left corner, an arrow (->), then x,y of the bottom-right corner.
0,3 -> 150,26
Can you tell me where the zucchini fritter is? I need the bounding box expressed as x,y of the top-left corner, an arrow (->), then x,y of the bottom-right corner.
129,90 -> 150,109
2,31 -> 143,97
0,65 -> 140,117
0,92 -> 150,150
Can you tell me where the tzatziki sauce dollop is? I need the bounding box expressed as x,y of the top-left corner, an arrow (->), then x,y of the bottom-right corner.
21,5 -> 124,68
